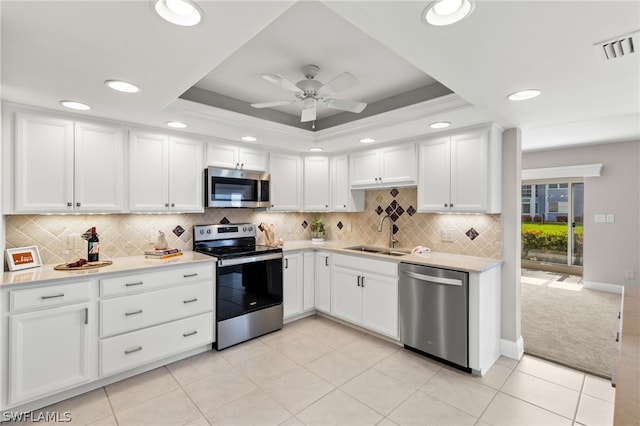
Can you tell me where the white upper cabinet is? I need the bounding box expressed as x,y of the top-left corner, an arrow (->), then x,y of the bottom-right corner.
418,124 -> 502,213
349,143 -> 416,189
129,130 -> 203,213
303,156 -> 330,211
269,151 -> 302,211
331,154 -> 364,212
13,113 -> 125,213
206,142 -> 267,171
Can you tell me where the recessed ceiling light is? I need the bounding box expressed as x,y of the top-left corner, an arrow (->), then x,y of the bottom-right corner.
155,0 -> 203,26
423,0 -> 475,26
430,121 -> 451,129
166,121 -> 187,128
105,80 -> 140,93
359,138 -> 376,144
507,89 -> 542,101
241,136 -> 257,142
60,100 -> 91,110
309,147 -> 323,152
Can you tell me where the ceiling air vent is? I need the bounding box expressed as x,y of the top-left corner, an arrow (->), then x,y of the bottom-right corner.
594,30 -> 640,61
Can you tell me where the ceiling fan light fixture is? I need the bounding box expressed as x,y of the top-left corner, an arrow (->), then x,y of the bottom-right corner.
359,137 -> 376,144
424,0 -> 475,26
60,100 -> 91,110
430,121 -> 451,129
154,0 -> 203,26
166,121 -> 187,128
105,80 -> 140,93
241,136 -> 257,142
507,89 -> 542,101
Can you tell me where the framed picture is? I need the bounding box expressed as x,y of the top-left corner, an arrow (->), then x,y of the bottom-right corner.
5,246 -> 42,271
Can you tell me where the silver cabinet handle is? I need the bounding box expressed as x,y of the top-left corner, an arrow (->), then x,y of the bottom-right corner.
67,202 -> 73,207
183,273 -> 198,278
125,281 -> 144,287
171,203 -> 175,207
41,293 -> 64,300
125,346 -> 142,355
183,298 -> 198,304
285,258 -> 289,269
357,276 -> 361,287
240,163 -> 244,169
84,308 -> 88,325
76,202 -> 81,207
183,330 -> 198,337
165,203 -> 169,207
361,276 -> 365,287
125,309 -> 143,316
325,256 -> 329,267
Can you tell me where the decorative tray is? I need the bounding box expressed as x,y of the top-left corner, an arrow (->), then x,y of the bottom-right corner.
54,260 -> 113,271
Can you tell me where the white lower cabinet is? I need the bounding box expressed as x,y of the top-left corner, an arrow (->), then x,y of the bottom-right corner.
331,254 -> 399,338
8,282 -> 92,406
314,251 -> 332,313
283,252 -> 303,319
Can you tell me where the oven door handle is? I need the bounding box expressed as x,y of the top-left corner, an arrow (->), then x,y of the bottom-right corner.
218,252 -> 283,267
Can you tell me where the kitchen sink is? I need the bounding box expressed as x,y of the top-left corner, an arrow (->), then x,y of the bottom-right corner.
344,245 -> 409,257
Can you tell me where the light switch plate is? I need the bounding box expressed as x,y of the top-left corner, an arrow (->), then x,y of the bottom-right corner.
594,214 -> 606,223
441,229 -> 454,242
606,214 -> 615,223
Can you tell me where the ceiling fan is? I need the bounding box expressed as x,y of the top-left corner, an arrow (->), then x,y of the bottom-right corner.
251,64 -> 367,123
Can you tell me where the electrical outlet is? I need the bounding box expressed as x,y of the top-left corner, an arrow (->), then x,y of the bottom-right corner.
594,214 -> 606,223
606,214 -> 615,223
441,229 -> 454,242
626,270 -> 635,279
347,222 -> 352,232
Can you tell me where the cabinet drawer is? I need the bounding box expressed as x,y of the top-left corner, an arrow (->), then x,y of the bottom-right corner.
333,254 -> 398,277
10,281 -> 91,312
100,281 -> 213,337
100,312 -> 213,377
100,264 -> 213,297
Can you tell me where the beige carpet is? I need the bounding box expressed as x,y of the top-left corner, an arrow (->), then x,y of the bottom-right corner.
521,271 -> 621,379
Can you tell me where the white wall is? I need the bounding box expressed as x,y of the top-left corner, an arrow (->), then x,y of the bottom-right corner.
523,141 -> 640,289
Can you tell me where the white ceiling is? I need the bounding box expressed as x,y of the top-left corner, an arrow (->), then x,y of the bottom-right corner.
2,0 -> 639,153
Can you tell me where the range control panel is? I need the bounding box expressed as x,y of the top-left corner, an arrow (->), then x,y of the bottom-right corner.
193,223 -> 256,241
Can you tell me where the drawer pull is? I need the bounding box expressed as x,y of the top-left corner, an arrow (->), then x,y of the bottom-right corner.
125,281 -> 144,287
183,330 -> 198,337
183,273 -> 198,278
125,309 -> 143,316
124,346 -> 143,355
183,298 -> 198,304
41,293 -> 65,300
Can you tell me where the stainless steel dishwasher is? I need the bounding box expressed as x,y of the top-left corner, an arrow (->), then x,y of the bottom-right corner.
398,262 -> 469,371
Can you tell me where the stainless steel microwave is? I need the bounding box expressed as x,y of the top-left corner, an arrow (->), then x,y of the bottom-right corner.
205,166 -> 270,208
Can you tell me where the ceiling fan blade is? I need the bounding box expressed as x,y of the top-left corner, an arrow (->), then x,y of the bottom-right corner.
251,100 -> 298,108
301,98 -> 316,122
324,98 -> 367,113
261,73 -> 302,93
317,72 -> 358,96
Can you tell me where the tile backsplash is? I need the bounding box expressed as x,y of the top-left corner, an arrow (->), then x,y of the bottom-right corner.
4,188 -> 501,266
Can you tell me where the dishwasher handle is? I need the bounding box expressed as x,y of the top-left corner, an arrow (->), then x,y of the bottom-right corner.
401,270 -> 463,286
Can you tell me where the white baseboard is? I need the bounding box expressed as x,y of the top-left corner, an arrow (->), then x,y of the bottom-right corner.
583,281 -> 624,294
500,336 -> 524,360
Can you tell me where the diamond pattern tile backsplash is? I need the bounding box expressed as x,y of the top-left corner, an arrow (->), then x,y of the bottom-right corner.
4,188 -> 501,266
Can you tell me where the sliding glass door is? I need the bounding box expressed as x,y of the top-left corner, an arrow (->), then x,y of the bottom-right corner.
521,181 -> 584,270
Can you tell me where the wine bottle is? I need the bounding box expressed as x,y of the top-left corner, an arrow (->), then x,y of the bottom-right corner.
87,227 -> 100,262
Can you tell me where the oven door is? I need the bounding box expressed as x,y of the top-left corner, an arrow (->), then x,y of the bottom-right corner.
216,252 -> 283,322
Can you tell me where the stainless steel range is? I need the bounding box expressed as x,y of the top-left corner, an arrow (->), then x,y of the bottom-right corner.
193,224 -> 283,350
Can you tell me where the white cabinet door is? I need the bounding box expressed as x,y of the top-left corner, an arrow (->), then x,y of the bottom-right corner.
129,131 -> 169,212
303,156 -> 330,211
283,253 -> 303,319
14,113 -> 74,212
417,137 -> 451,212
303,251 -> 315,312
315,251 -> 331,313
269,151 -> 302,211
169,137 -> 204,212
450,130 -> 487,212
331,154 -> 350,211
206,143 -> 239,169
331,266 -> 362,325
361,274 -> 398,338
74,121 -> 125,212
238,147 -> 268,171
349,149 -> 379,187
9,303 -> 91,405
379,144 -> 416,186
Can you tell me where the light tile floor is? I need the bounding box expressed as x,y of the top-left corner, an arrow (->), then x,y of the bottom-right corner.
14,315 -> 615,426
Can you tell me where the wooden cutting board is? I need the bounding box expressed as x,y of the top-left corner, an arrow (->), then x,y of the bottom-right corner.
54,260 -> 113,271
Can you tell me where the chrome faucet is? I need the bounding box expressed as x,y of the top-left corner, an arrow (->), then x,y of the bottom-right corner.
378,214 -> 398,248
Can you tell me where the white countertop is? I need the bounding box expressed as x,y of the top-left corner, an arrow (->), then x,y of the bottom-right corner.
0,251 -> 215,288
281,240 -> 503,273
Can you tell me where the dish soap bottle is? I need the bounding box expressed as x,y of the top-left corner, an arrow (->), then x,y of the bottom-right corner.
87,227 -> 100,262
